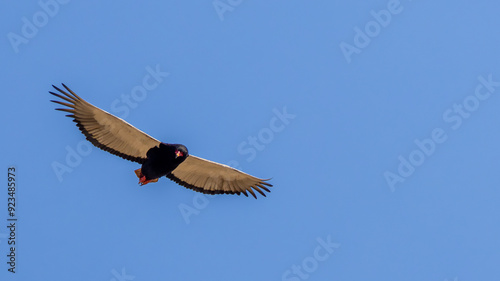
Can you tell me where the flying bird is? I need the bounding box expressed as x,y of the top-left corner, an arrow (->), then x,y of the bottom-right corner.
50,84 -> 272,198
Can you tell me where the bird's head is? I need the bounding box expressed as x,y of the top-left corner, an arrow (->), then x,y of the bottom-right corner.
173,144 -> 188,159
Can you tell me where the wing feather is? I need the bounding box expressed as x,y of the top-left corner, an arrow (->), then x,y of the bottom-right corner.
166,155 -> 272,198
50,84 -> 161,163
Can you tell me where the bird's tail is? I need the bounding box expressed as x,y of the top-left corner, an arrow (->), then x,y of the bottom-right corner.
134,168 -> 159,185
134,168 -> 143,178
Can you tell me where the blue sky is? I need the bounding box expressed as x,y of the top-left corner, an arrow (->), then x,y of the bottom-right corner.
2,1 -> 500,280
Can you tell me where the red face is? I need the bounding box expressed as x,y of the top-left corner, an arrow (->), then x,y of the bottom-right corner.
175,150 -> 184,158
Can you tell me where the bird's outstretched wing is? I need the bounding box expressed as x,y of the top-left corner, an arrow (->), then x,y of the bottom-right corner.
50,84 -> 161,163
167,155 -> 272,198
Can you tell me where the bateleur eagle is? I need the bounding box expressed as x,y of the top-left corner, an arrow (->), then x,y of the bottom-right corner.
50,84 -> 272,198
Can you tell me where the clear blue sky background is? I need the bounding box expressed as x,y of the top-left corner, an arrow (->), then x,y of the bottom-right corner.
2,1 -> 500,280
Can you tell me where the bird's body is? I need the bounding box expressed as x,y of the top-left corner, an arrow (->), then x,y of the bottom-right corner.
50,84 -> 272,198
140,143 -> 188,182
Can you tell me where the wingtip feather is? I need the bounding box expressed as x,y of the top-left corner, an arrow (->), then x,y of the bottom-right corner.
62,83 -> 82,100
247,188 -> 257,199
55,108 -> 75,113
